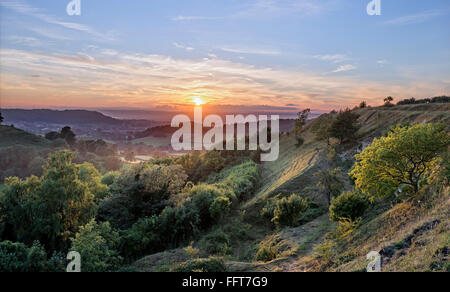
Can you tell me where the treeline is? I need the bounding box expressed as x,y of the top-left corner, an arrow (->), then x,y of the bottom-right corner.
0,146 -> 261,272
397,95 -> 450,105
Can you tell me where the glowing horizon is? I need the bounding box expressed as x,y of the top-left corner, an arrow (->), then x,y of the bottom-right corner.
0,1 -> 449,112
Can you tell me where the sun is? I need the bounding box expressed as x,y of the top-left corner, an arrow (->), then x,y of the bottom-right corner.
193,96 -> 205,106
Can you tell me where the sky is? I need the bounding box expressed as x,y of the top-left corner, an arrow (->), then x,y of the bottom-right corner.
0,0 -> 449,113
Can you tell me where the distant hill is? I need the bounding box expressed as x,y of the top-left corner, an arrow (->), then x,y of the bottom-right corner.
2,109 -> 125,125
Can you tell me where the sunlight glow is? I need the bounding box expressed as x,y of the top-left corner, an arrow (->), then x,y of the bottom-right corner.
193,96 -> 205,106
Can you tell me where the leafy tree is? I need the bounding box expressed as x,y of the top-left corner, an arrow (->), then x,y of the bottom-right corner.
311,114 -> 334,145
0,111 -> 3,125
329,190 -> 370,222
0,241 -> 46,272
272,194 -> 309,227
70,220 -> 122,272
316,167 -> 345,206
350,123 -> 450,197
115,162 -> 187,218
329,109 -> 360,143
61,126 -> 76,145
294,109 -> 311,134
384,96 -> 394,107
0,151 -> 96,250
77,162 -> 109,201
359,101 -> 367,108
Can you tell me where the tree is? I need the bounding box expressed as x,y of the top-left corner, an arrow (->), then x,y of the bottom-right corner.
60,126 -> 76,145
115,162 -> 187,218
359,101 -> 367,108
329,109 -> 360,143
316,167 -> 345,206
0,111 -> 3,125
70,220 -> 122,272
0,151 -> 96,250
384,96 -> 394,106
294,109 -> 311,134
350,123 -> 450,197
311,114 -> 334,145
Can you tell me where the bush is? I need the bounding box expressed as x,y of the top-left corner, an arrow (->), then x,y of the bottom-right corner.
171,257 -> 227,272
70,220 -> 123,272
329,190 -> 370,222
101,171 -> 120,186
272,194 -> 309,227
255,244 -> 278,262
199,230 -> 231,255
0,241 -> 47,272
209,196 -> 232,219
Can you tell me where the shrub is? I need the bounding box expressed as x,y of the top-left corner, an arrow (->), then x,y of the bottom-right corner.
101,171 -> 120,186
329,190 -> 370,222
209,196 -> 232,219
0,240 -> 47,272
272,194 -> 309,227
255,244 -> 278,262
199,230 -> 230,255
70,220 -> 123,272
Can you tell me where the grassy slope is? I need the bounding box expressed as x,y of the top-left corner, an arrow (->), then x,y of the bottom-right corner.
132,103 -> 449,272
245,103 -> 450,272
0,125 -> 51,148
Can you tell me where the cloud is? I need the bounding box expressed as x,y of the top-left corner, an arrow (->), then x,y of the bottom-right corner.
173,42 -> 195,51
383,10 -> 444,26
377,60 -> 389,67
314,54 -> 348,63
0,48 -> 446,110
332,64 -> 356,73
218,46 -> 280,55
0,0 -> 115,40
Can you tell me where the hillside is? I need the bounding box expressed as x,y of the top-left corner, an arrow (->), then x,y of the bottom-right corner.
0,125 -> 51,148
131,103 -> 449,272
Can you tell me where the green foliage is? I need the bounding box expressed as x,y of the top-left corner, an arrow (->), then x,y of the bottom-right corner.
78,162 -> 109,201
70,220 -> 122,272
170,257 -> 227,272
199,230 -> 230,255
311,114 -> 334,144
115,162 -> 187,218
350,123 -> 450,198
329,109 -> 360,143
255,240 -> 278,262
329,190 -> 370,222
0,240 -> 55,272
101,171 -> 120,186
315,167 -> 345,206
0,151 -> 96,250
272,194 -> 309,227
294,109 -> 311,134
209,196 -> 232,220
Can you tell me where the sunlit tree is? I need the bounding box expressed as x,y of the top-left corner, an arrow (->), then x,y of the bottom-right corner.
350,123 -> 449,197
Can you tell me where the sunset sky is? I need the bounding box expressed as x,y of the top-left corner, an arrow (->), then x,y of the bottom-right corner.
0,0 -> 449,113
